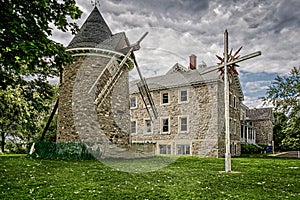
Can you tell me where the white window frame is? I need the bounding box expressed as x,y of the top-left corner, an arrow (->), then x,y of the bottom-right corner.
159,144 -> 171,154
178,116 -> 189,133
234,119 -> 237,135
130,120 -> 137,134
178,89 -> 188,103
233,95 -> 237,109
160,117 -> 170,134
144,119 -> 152,134
176,144 -> 190,155
229,92 -> 233,107
160,92 -> 170,105
130,96 -> 137,109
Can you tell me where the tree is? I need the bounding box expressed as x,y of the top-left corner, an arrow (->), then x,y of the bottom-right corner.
272,112 -> 288,151
264,67 -> 300,150
0,1 -> 82,151
264,67 -> 300,117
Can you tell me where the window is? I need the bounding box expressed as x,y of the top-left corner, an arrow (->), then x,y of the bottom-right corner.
161,117 -> 170,133
130,121 -> 136,134
177,145 -> 190,155
130,97 -> 137,109
229,93 -> 232,106
161,92 -> 169,105
159,145 -> 171,154
179,116 -> 188,132
179,90 -> 188,103
145,119 -> 152,134
234,120 -> 237,135
233,96 -> 237,108
241,125 -> 244,138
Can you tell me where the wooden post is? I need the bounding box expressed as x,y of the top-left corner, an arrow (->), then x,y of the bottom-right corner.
224,30 -> 231,172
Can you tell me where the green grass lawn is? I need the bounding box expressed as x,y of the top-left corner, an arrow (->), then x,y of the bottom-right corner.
0,155 -> 299,199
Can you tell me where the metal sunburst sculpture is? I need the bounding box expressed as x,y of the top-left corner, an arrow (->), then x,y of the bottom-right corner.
216,46 -> 243,80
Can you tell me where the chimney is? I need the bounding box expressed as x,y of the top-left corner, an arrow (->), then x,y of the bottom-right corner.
189,54 -> 197,70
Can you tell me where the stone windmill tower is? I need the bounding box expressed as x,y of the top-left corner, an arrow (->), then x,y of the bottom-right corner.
57,5 -> 135,146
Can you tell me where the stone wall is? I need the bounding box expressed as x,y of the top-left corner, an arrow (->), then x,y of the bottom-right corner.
254,120 -> 273,145
57,54 -> 130,146
130,81 -> 224,157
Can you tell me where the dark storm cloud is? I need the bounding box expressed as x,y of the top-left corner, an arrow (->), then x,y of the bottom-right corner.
52,0 -> 299,107
106,0 -> 209,17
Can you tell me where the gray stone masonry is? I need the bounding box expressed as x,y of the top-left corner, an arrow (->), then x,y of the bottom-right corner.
57,55 -> 130,145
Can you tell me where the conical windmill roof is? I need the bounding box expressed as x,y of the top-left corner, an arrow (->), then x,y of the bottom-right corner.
67,7 -> 113,49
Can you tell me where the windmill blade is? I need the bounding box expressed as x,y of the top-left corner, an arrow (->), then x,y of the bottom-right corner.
133,53 -> 158,121
120,31 -> 159,121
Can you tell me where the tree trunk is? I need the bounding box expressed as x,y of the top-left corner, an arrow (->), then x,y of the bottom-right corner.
1,132 -> 5,153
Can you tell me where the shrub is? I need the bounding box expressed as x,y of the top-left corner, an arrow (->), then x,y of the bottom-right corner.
241,144 -> 263,154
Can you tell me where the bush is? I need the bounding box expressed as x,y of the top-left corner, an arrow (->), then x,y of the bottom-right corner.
4,142 -> 27,154
241,144 -> 263,154
28,141 -> 95,160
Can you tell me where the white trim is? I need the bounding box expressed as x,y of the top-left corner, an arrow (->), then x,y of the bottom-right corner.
158,144 -> 172,155
160,117 -> 170,134
234,119 -> 237,135
144,118 -> 153,134
160,91 -> 170,105
178,89 -> 189,104
233,95 -> 237,109
130,120 -> 137,134
178,115 -> 189,133
130,96 -> 137,109
229,92 -> 233,107
175,143 -> 191,155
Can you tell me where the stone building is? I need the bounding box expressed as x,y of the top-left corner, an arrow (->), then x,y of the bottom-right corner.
129,55 -> 274,157
240,105 -> 273,146
129,55 -> 244,157
57,6 -> 135,147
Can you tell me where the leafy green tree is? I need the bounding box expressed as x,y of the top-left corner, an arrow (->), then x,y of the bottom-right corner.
272,112 -> 288,151
264,67 -> 300,150
265,67 -> 300,117
281,117 -> 300,150
0,1 -> 82,151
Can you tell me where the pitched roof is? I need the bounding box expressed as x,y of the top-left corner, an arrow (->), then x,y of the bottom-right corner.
166,63 -> 188,74
67,7 -> 113,49
130,66 -> 220,94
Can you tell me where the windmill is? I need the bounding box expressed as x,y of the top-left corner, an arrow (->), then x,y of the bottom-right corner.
89,32 -> 158,122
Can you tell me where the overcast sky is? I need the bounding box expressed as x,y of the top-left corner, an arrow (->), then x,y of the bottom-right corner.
52,0 -> 300,108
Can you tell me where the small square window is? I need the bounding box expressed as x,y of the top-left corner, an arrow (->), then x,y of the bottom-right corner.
161,118 -> 169,133
162,93 -> 169,104
180,90 -> 188,102
145,119 -> 152,133
130,97 -> 137,109
130,121 -> 136,134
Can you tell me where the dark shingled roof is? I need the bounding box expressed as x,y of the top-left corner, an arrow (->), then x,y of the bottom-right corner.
67,7 -> 113,49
